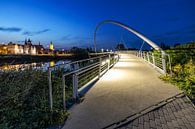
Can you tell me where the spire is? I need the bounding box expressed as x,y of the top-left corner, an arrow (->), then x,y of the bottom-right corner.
28,38 -> 31,42
25,38 -> 27,45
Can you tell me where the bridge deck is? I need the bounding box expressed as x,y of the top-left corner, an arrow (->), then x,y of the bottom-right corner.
63,54 -> 181,129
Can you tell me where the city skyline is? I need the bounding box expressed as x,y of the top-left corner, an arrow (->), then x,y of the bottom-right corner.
0,0 -> 195,50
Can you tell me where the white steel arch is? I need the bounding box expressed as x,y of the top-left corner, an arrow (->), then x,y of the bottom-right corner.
94,20 -> 164,53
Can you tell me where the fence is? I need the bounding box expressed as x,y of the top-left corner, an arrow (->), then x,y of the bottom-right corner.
136,51 -> 170,74
48,53 -> 119,110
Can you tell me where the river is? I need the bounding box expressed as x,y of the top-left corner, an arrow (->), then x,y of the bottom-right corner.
0,60 -> 71,71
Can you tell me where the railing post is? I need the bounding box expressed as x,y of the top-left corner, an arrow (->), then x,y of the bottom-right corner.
73,73 -> 78,99
98,57 -> 102,79
152,53 -> 155,66
168,54 -> 172,75
147,52 -> 150,62
108,54 -> 110,70
62,75 -> 66,110
161,52 -> 167,74
48,68 -> 53,110
143,52 -> 146,61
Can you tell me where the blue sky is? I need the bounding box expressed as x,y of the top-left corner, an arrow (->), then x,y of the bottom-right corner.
0,0 -> 195,50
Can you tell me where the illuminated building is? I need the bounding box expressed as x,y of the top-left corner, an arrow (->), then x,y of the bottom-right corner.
49,42 -> 54,50
0,44 -> 8,54
6,43 -> 24,54
0,39 -> 60,55
24,39 -> 36,55
0,39 -> 38,55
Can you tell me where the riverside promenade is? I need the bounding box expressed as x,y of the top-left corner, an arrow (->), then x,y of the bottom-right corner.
63,54 -> 194,129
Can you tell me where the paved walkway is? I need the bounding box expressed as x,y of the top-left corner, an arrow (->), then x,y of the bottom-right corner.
117,94 -> 195,129
63,54 -> 181,129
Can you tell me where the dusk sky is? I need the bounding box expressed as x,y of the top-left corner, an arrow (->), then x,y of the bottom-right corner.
0,0 -> 195,50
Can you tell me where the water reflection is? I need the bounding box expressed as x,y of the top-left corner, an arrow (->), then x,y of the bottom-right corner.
0,60 -> 70,71
49,61 -> 55,67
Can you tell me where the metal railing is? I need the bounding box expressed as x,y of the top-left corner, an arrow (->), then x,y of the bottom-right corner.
136,51 -> 168,74
48,53 -> 119,110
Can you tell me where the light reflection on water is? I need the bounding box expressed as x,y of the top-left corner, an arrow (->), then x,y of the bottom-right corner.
0,60 -> 71,71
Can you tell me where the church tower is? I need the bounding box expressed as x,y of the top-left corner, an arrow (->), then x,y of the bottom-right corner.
49,42 -> 54,50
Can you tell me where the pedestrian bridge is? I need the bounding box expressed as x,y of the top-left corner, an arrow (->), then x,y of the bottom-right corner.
62,52 -> 188,129
60,19 -> 195,128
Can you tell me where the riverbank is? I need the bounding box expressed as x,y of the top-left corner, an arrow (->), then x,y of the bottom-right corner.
0,54 -> 73,65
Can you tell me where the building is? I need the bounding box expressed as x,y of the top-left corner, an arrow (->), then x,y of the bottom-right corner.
0,44 -> 8,54
49,42 -> 54,51
0,39 -> 58,55
34,42 -> 45,54
23,39 -> 36,55
0,39 -> 38,55
6,42 -> 24,54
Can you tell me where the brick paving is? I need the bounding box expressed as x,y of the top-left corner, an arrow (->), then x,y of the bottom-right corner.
115,94 -> 195,129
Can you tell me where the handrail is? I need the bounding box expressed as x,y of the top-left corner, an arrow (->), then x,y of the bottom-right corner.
49,54 -> 108,69
136,50 -> 169,74
76,63 -> 100,75
62,62 -> 100,77
59,53 -> 120,110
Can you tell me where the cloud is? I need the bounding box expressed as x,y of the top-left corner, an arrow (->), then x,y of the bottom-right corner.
23,29 -> 50,36
0,27 -> 22,32
61,34 -> 72,40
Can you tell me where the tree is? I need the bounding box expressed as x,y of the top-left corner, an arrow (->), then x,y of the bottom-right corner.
70,47 -> 89,60
160,42 -> 170,50
116,43 -> 126,50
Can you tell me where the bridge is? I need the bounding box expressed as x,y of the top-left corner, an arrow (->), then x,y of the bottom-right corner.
47,20 -> 195,129
61,51 -> 195,129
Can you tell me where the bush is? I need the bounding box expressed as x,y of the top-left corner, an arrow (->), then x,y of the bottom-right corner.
160,60 -> 195,99
0,70 -> 69,129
